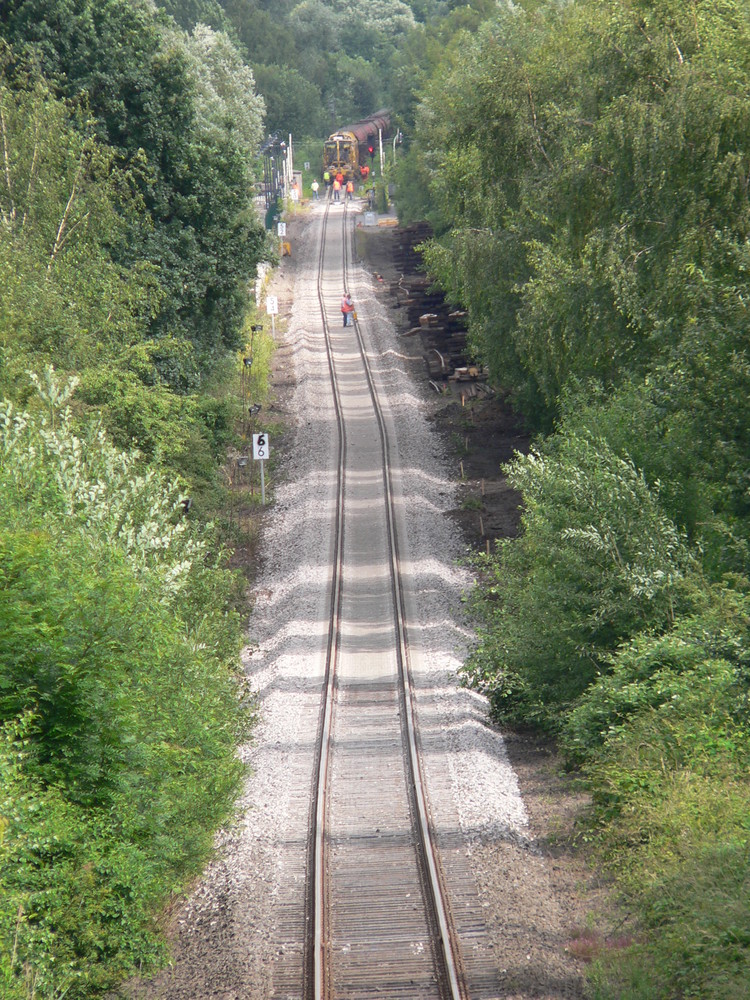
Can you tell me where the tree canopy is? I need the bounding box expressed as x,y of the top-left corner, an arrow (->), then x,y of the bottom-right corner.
0,7 -> 268,991
1,0 -> 266,364
3,0 -> 750,995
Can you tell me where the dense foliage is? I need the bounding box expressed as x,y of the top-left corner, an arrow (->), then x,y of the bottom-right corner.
1,0 -> 266,365
398,1 -> 750,995
0,1 -> 268,501
0,2 -> 268,994
0,373 -> 253,997
155,0 -> 484,137
3,0 -> 749,995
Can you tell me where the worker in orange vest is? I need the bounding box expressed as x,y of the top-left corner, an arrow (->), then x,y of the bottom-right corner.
341,291 -> 355,326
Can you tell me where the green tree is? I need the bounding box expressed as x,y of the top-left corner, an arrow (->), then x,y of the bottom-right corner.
154,0 -> 227,30
0,76 -> 157,391
464,431 -> 696,724
253,62 -> 325,137
413,0 -> 750,425
222,0 -> 298,66
185,23 -> 265,167
0,63 -> 264,507
1,0 -> 266,368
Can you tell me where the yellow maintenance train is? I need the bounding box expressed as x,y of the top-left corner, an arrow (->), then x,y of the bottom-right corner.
323,110 -> 391,181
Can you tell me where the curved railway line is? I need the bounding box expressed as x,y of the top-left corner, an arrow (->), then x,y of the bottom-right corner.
302,197 -> 469,999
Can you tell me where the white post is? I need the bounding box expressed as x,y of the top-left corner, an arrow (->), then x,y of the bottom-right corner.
260,459 -> 266,506
378,128 -> 384,176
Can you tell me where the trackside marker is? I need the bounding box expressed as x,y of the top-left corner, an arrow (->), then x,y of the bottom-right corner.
253,433 -> 270,505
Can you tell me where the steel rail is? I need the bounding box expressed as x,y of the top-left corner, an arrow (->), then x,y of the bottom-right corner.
341,216 -> 468,1000
306,195 -> 347,1000
306,199 -> 467,1000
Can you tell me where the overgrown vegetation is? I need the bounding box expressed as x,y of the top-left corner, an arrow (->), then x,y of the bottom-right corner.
0,372 -> 254,996
0,1 -> 271,994
151,1 -> 496,145
395,0 -> 750,995
3,0 -> 749,994
153,0 -> 429,136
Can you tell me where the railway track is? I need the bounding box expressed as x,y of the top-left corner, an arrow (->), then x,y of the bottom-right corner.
302,197 -> 469,1000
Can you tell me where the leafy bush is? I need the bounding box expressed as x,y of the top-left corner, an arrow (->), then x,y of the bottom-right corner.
0,371 -> 252,996
589,836 -> 750,1000
568,586 -> 750,998
0,713 -> 170,996
586,727 -> 750,999
75,360 -> 238,515
463,430 -> 696,725
562,585 -> 750,764
556,361 -> 750,581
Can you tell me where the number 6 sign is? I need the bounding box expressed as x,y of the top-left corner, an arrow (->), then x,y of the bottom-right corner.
253,433 -> 270,460
252,433 -> 270,505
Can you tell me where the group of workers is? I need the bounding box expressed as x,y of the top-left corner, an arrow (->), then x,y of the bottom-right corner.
315,163 -> 373,202
308,164 -> 374,326
320,169 -> 354,202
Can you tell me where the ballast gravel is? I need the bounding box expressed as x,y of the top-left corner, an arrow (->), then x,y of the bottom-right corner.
126,205 -> 587,1000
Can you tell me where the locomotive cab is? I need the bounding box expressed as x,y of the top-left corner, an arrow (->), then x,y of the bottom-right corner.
323,134 -> 357,180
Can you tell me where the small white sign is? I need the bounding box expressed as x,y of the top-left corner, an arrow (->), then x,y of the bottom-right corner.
304,161 -> 310,170
266,295 -> 278,315
253,433 -> 270,460
277,222 -> 287,236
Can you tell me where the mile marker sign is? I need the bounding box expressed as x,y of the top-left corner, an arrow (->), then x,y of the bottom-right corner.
253,433 -> 270,460
266,295 -> 278,315
253,433 -> 270,505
